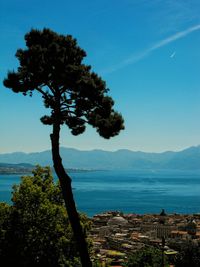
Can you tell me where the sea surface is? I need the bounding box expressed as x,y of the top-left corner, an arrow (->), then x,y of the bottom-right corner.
0,170 -> 200,217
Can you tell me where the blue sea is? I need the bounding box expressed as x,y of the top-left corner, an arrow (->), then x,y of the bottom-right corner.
0,170 -> 200,217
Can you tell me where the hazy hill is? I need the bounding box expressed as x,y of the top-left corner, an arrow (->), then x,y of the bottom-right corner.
0,146 -> 200,170
0,162 -> 34,174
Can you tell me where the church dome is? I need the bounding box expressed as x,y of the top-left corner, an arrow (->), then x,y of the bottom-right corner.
107,215 -> 128,226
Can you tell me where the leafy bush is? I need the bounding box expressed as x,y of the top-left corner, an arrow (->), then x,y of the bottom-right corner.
174,240 -> 200,267
124,246 -> 169,267
0,166 -> 91,267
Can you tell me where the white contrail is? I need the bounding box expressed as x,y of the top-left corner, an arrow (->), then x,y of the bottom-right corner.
102,24 -> 200,74
150,24 -> 200,51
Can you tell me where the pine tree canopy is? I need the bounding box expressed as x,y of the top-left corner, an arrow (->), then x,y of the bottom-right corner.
4,28 -> 124,138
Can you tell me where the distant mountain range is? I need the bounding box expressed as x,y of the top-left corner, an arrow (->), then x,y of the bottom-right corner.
0,146 -> 200,170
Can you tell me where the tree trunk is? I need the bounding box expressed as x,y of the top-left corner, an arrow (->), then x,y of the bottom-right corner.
50,122 -> 92,267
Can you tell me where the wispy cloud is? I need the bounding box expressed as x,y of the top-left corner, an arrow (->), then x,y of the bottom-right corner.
102,24 -> 200,74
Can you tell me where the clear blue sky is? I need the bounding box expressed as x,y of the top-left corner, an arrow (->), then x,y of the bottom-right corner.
1,0 -> 200,153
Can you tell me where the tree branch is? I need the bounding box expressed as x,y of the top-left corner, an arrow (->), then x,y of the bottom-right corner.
46,82 -> 56,95
36,86 -> 49,98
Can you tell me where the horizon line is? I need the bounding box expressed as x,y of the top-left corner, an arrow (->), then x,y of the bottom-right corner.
0,144 -> 199,155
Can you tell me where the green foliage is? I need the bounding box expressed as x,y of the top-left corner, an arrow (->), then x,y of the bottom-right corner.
124,246 -> 169,267
4,28 -> 124,139
0,166 -> 91,267
174,240 -> 200,267
92,260 -> 111,267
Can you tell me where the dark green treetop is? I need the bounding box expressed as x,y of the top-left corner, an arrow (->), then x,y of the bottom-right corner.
4,28 -> 124,138
124,246 -> 169,267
